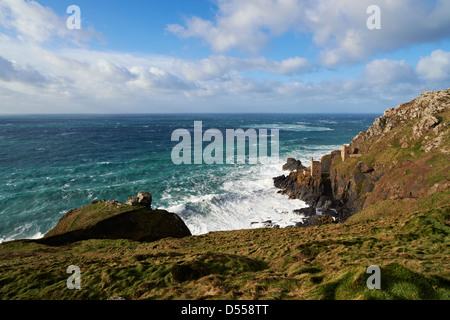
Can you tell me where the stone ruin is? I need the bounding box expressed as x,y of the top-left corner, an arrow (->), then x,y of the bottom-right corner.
302,157 -> 322,178
341,145 -> 361,161
288,144 -> 360,179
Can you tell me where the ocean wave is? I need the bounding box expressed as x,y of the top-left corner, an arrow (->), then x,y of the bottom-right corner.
247,123 -> 333,132
162,162 -> 307,235
60,132 -> 78,136
0,224 -> 43,244
284,144 -> 342,164
318,120 -> 338,124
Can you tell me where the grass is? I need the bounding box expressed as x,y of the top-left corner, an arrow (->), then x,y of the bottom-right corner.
0,189 -> 448,300
45,202 -> 137,236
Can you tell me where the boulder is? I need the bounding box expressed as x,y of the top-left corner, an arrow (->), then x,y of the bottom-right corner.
282,158 -> 306,171
125,197 -> 139,206
126,192 -> 152,209
293,207 -> 316,217
38,194 -> 191,246
412,114 -> 440,139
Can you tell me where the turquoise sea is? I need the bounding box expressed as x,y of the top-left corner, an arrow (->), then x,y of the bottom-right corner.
0,114 -> 379,242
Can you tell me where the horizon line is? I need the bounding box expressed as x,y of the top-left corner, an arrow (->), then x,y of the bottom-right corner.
0,112 -> 383,116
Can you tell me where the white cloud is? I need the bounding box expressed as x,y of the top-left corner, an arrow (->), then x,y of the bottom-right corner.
168,0 -> 450,66
0,56 -> 48,84
416,50 -> 450,81
0,0 -> 448,114
364,59 -> 415,85
167,0 -> 304,53
0,0 -> 101,44
175,55 -> 311,81
128,66 -> 197,92
310,0 -> 450,66
276,57 -> 311,75
0,35 -> 445,114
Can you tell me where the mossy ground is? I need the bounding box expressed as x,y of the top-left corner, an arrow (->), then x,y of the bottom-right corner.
0,191 -> 448,300
45,202 -> 136,237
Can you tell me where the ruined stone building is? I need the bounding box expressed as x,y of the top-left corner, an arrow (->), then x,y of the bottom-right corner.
341,145 -> 352,161
310,157 -> 322,178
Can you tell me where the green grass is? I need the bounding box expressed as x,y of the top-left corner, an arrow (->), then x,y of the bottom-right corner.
1,189 -> 448,300
46,202 -> 138,236
362,263 -> 450,300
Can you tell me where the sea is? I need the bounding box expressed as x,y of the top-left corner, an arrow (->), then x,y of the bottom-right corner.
0,113 -> 379,243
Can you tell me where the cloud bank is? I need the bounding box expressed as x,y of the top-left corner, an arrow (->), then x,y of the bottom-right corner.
0,0 -> 449,114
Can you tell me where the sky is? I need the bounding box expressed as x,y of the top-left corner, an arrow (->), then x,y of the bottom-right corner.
0,0 -> 449,114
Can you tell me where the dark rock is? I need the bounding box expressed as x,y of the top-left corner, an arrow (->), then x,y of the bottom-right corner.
295,215 -> 334,228
273,172 -> 335,212
125,196 -> 139,206
126,192 -> 152,209
357,161 -> 374,173
320,153 -> 334,172
274,166 -> 351,223
282,158 -> 306,171
293,207 -> 316,217
251,220 -> 280,229
320,207 -> 337,217
315,197 -> 333,211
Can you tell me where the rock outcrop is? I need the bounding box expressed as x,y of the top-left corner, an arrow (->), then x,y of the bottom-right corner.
282,158 -> 306,171
351,89 -> 450,153
38,192 -> 191,246
274,170 -> 348,224
125,192 -> 152,209
274,88 -> 450,225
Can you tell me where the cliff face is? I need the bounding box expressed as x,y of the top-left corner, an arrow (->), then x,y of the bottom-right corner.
275,88 -> 450,222
351,89 -> 449,151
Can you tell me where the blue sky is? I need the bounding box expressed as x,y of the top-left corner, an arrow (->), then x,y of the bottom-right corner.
0,0 -> 449,113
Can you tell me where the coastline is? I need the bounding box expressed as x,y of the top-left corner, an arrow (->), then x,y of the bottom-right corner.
1,114 -> 375,242
0,89 -> 448,300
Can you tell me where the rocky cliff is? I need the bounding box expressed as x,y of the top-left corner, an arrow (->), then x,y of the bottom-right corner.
274,88 -> 450,224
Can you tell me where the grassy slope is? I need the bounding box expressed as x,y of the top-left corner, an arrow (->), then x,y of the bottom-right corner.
44,202 -> 135,237
0,190 -> 448,300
